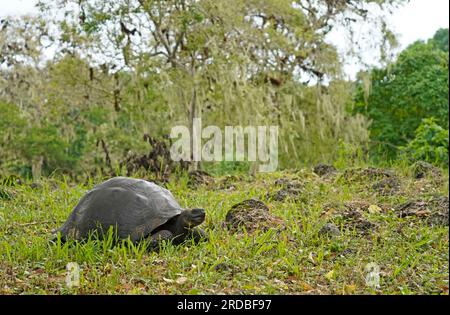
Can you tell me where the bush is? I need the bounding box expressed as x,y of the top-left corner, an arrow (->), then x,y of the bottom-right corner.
400,118 -> 449,166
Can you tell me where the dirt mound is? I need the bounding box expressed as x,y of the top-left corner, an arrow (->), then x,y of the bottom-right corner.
188,170 -> 215,186
322,200 -> 380,235
412,161 -> 442,179
225,199 -> 284,233
341,167 -> 395,182
397,196 -> 449,226
313,164 -> 337,177
274,178 -> 304,189
268,179 -> 303,201
217,175 -> 240,190
270,188 -> 302,202
340,167 -> 402,195
121,135 -> 188,181
372,177 -> 401,195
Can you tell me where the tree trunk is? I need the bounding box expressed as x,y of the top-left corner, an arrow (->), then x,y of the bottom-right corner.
32,156 -> 44,180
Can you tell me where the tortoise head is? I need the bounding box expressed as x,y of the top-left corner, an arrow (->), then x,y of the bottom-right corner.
180,208 -> 206,228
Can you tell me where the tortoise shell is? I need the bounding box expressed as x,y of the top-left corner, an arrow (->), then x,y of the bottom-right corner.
58,177 -> 183,242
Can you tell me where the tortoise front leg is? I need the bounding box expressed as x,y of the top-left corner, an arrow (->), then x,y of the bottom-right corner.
187,228 -> 209,244
148,230 -> 173,250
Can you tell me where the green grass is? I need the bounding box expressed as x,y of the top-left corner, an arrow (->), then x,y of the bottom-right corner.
0,165 -> 448,295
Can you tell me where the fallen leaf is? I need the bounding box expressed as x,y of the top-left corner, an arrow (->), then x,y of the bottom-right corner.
368,205 -> 382,214
308,252 -> 316,264
301,282 -> 314,291
415,210 -> 431,217
163,277 -> 174,283
176,276 -> 188,285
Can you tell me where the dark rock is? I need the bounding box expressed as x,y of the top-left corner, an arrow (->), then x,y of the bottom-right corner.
120,135 -> 188,179
274,178 -> 302,189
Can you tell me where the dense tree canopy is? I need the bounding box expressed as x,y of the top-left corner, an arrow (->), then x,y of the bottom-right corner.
354,28 -> 449,160
0,0 -> 411,178
431,28 -> 449,52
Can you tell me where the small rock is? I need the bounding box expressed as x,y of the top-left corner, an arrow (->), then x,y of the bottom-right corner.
217,175 -> 239,190
323,200 -> 379,235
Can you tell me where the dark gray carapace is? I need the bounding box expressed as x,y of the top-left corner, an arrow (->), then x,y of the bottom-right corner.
57,177 -> 207,246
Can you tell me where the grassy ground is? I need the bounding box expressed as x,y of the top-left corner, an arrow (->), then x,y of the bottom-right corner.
0,164 -> 448,295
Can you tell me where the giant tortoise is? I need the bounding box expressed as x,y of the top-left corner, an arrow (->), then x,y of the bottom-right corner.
56,177 -> 208,248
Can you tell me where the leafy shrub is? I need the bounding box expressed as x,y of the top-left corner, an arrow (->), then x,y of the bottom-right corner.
17,123 -> 76,175
354,31 -> 449,160
400,118 -> 449,165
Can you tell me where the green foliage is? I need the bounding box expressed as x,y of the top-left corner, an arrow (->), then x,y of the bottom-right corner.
334,139 -> 368,170
0,102 -> 25,131
202,161 -> 251,176
400,118 -> 449,166
18,123 -> 74,172
429,28 -> 449,52
0,102 -> 26,153
68,125 -> 88,161
354,30 -> 449,160
0,1 -> 412,178
0,102 -> 88,176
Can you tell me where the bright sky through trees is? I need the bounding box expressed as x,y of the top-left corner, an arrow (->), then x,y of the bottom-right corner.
0,0 -> 448,77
